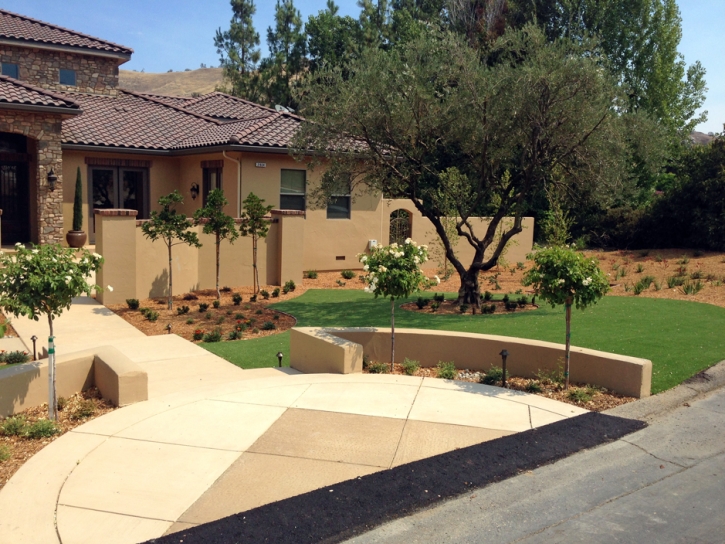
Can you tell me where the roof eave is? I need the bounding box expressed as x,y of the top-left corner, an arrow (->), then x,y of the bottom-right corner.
61,143 -> 294,156
0,37 -> 132,63
0,102 -> 81,116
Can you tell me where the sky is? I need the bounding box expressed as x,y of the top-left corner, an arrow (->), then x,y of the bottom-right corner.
4,0 -> 724,134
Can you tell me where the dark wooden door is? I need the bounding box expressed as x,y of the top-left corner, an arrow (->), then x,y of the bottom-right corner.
0,161 -> 30,245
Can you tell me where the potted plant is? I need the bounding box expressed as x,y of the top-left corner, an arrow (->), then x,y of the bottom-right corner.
66,167 -> 87,248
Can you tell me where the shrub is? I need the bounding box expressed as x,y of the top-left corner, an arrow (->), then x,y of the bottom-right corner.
367,361 -> 389,374
502,294 -> 509,303
682,280 -> 704,295
336,279 -> 346,287
216,316 -> 225,325
516,262 -> 525,270
255,309 -> 263,315
341,269 -> 356,280
273,314 -> 280,320
126,298 -> 140,310
654,254 -> 663,262
192,329 -> 204,341
185,318 -> 194,325
250,294 -> 258,302
525,380 -> 543,393
480,365 -> 507,385
205,312 -> 212,320
57,397 -> 68,411
459,304 -> 469,314
305,270 -> 318,279
235,313 -> 244,320
145,310 -> 159,322
536,364 -> 565,387
678,256 -> 690,265
282,283 -> 291,294
567,388 -> 593,403
505,301 -> 518,311
0,445 -> 10,462
198,303 -> 209,312
482,289 -> 494,301
690,270 -> 704,280
232,293 -> 243,305
183,293 -> 199,301
227,329 -> 242,340
433,293 -> 445,302
641,275 -> 655,288
220,286 -> 232,293
415,297 -> 429,309
632,281 -> 646,295
675,265 -> 688,277
176,305 -> 190,315
517,295 -> 529,307
430,301 -> 440,312
202,328 -> 222,342
139,307 -> 151,317
635,264 -> 645,273
436,361 -> 457,380
284,279 -> 296,292
667,275 -> 685,288
1,416 -> 27,436
69,399 -> 96,420
25,419 -> 60,439
252,327 -> 260,334
212,300 -> 220,309
401,358 -> 420,375
260,289 -> 270,299
482,303 -> 496,314
261,321 -> 276,330
272,288 -> 280,298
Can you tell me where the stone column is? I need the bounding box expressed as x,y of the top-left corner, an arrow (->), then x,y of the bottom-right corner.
36,117 -> 64,245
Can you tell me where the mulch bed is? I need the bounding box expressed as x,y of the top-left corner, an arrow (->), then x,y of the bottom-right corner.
400,298 -> 538,315
149,412 -> 646,544
365,362 -> 635,412
0,388 -> 115,491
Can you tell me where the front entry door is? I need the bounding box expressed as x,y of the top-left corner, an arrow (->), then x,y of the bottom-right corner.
0,162 -> 30,245
90,166 -> 148,242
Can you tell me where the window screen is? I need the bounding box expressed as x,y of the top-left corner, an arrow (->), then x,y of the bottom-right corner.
2,63 -> 18,79
59,69 -> 76,86
280,169 -> 306,211
326,179 -> 351,219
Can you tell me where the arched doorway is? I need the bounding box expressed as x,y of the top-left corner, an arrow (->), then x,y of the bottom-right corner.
389,209 -> 412,246
0,133 -> 31,245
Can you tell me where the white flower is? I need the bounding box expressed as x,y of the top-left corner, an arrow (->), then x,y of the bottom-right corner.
107,285 -> 114,292
404,238 -> 412,245
93,252 -> 102,259
363,285 -> 374,293
363,264 -> 369,271
413,256 -> 420,263
361,255 -> 367,263
378,266 -> 387,272
434,275 -> 441,285
395,251 -> 404,258
14,242 -> 22,248
390,243 -> 398,248
389,250 -> 395,255
51,258 -> 57,263
25,255 -> 32,261
64,276 -> 72,284
582,277 -> 592,286
420,245 -> 428,251
31,249 -> 39,254
557,278 -> 565,284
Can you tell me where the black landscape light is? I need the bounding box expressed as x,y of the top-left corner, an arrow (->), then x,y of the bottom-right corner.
276,351 -> 284,367
30,335 -> 38,360
166,323 -> 172,335
499,349 -> 509,388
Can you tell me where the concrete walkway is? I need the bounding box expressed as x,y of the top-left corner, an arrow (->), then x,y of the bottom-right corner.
345,366 -> 725,544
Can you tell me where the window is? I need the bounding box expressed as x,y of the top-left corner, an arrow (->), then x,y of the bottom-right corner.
326,179 -> 351,219
202,167 -> 222,205
280,169 -> 305,211
59,69 -> 76,86
1,63 -> 18,79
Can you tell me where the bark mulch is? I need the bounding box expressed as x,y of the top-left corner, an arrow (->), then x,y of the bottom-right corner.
400,298 -> 538,315
364,362 -> 635,412
0,388 -> 115,491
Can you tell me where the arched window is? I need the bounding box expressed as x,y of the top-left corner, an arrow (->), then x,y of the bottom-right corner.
389,209 -> 412,245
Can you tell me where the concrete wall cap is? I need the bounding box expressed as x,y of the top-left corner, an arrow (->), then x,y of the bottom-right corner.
93,209 -> 138,217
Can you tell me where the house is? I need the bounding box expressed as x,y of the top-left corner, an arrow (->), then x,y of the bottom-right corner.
0,9 -> 533,299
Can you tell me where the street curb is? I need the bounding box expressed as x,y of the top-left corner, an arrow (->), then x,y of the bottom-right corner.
605,359 -> 725,422
147,412 -> 644,544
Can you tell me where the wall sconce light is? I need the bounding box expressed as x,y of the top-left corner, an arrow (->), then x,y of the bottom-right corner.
47,169 -> 58,191
190,182 -> 200,200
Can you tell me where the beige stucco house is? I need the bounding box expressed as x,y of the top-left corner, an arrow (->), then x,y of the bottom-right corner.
0,9 -> 532,300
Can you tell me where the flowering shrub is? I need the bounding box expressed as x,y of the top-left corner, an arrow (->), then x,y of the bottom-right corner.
192,329 -> 204,341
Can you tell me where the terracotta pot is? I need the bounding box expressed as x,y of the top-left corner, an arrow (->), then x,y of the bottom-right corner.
66,230 -> 87,248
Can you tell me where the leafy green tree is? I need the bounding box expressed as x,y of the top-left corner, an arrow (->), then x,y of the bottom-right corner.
72,167 -> 83,232
306,1 -> 361,73
296,27 -> 630,309
240,193 -> 273,294
358,0 -> 392,49
141,191 -> 201,310
194,189 -> 239,299
522,247 -> 609,389
215,0 -> 262,102
0,244 -> 103,419
259,0 -> 307,109
359,240 -> 434,370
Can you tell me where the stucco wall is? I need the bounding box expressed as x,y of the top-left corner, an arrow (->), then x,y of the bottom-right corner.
0,44 -> 121,95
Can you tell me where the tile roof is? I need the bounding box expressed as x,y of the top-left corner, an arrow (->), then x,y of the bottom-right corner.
179,92 -> 276,121
134,93 -> 196,108
0,74 -> 80,110
0,9 -> 132,55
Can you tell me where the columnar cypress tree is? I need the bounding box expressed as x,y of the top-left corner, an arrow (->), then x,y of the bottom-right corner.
72,167 -> 83,232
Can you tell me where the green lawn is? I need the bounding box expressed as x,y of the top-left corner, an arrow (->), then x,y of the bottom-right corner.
201,290 -> 725,394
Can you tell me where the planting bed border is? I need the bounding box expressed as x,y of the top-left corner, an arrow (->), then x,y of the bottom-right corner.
148,412 -> 645,544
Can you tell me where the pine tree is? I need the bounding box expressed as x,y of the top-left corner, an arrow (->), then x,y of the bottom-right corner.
214,0 -> 262,101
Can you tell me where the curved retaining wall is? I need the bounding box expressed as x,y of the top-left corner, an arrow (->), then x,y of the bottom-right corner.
290,327 -> 652,398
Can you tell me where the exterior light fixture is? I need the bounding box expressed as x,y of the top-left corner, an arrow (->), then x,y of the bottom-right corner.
190,183 -> 200,200
499,349 -> 509,388
30,335 -> 38,360
276,351 -> 284,367
47,169 -> 58,191
166,323 -> 172,335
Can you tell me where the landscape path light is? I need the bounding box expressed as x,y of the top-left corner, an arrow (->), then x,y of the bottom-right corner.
30,335 -> 37,360
499,349 -> 509,388
277,351 -> 284,367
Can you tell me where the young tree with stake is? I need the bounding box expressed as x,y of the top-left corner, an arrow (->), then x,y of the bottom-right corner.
141,191 -> 201,310
194,189 -> 239,299
0,244 -> 103,420
522,247 -> 609,389
239,192 -> 273,295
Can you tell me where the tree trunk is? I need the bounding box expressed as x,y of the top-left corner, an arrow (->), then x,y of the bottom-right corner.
565,297 -> 572,390
167,242 -> 173,310
390,297 -> 395,372
252,234 -> 259,295
215,234 -> 221,300
457,269 -> 481,309
47,315 -> 56,421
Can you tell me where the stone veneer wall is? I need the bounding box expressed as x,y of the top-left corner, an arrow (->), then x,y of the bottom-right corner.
0,110 -> 64,244
0,44 -> 120,95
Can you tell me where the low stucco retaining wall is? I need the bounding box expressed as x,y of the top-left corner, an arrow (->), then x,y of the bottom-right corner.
0,346 -> 148,418
290,327 -> 652,398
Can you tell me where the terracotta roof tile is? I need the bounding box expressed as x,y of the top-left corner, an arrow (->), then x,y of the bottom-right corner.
133,92 -> 196,107
180,92 -> 275,120
0,75 -> 80,109
0,9 -> 132,55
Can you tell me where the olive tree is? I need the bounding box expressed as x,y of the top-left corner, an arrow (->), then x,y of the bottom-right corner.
359,239 -> 434,370
522,247 -> 609,389
239,192 -> 273,295
0,244 -> 103,419
294,26 -> 632,310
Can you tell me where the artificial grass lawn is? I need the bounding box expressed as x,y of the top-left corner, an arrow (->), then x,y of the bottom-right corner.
201,290 -> 725,394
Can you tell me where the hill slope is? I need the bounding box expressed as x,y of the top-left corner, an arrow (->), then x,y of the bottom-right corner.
119,68 -> 225,96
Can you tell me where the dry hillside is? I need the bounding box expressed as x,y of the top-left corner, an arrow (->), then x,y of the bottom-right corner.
119,67 -> 225,96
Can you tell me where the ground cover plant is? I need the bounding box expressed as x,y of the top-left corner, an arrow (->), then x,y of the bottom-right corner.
202,288 -> 725,395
